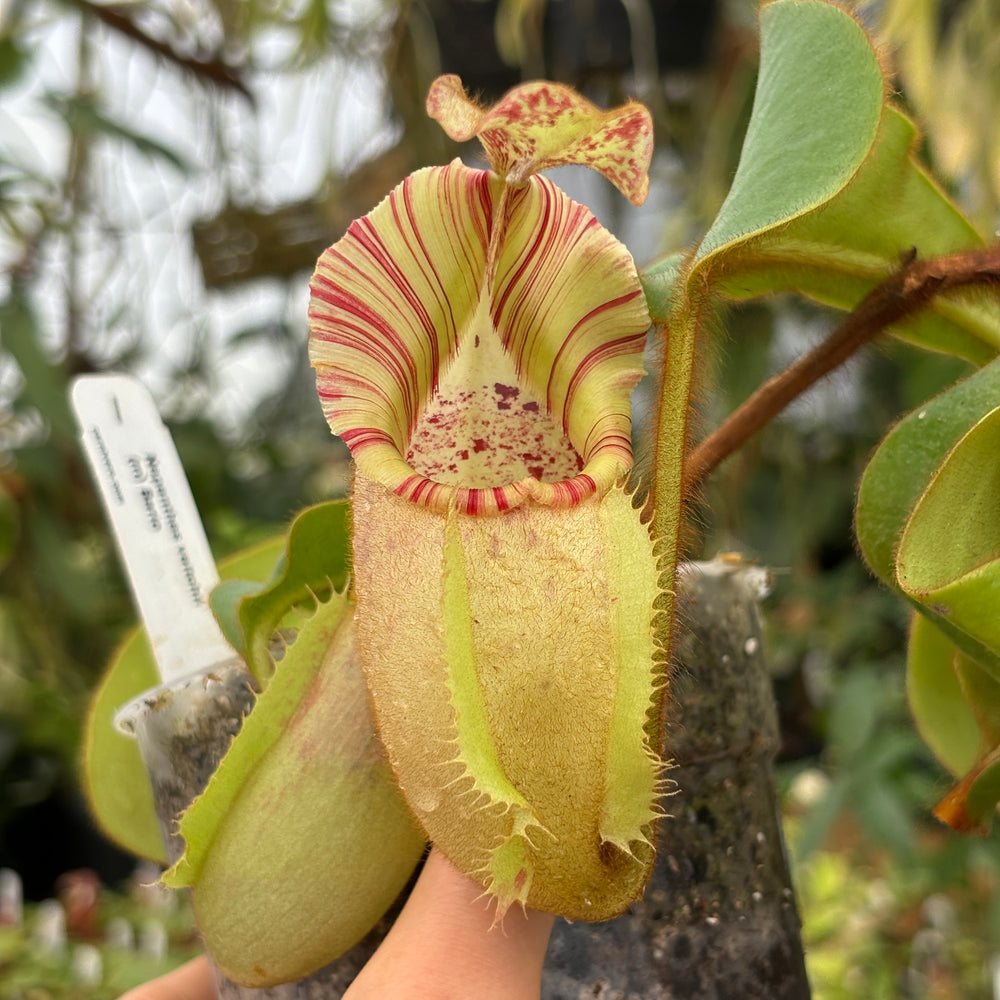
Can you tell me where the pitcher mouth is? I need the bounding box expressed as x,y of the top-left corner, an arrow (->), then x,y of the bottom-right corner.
309,164 -> 648,519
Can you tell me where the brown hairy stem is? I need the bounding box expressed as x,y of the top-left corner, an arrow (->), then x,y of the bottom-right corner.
684,244 -> 1000,492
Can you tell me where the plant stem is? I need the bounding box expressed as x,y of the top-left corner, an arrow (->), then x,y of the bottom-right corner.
650,287 -> 706,653
684,245 -> 1000,493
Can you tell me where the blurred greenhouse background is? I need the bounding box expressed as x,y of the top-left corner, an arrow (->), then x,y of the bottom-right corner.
2,0 -> 1000,996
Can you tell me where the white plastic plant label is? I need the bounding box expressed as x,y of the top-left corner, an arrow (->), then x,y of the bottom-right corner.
71,374 -> 234,684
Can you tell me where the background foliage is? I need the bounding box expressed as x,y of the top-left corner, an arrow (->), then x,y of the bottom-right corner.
2,0 -> 1000,996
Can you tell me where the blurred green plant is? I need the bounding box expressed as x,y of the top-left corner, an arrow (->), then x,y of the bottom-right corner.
0,877 -> 201,1000
795,835 -> 1000,1000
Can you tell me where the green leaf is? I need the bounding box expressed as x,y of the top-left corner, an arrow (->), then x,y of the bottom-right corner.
209,579 -> 263,657
164,591 -> 424,985
693,0 -> 883,274
208,533 -> 291,656
956,653 -> 1000,751
709,107 -> 998,363
859,729 -> 923,776
856,357 -> 1000,582
855,355 -> 1000,673
863,363 -> 1000,832
220,500 -> 351,682
81,536 -> 287,863
896,405 -> 1000,657
907,613 -> 983,779
904,593 -> 1000,835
